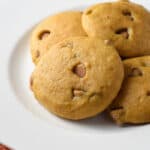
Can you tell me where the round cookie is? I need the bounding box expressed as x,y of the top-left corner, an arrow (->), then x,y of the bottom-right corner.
30,37 -> 124,120
30,11 -> 87,64
82,1 -> 150,58
109,56 -> 150,125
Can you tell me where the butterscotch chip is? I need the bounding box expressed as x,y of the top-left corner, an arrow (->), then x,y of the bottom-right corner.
129,67 -> 143,77
82,1 -> 150,58
109,56 -> 150,125
38,30 -> 50,40
31,37 -> 124,120
30,11 -> 87,64
73,63 -> 86,78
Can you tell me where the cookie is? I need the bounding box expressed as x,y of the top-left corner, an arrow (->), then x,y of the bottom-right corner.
82,1 -> 150,58
31,37 -> 124,120
30,11 -> 87,64
109,56 -> 150,125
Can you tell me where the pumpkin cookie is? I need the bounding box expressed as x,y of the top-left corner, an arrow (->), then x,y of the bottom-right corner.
109,56 -> 150,125
30,11 -> 87,64
82,1 -> 150,58
31,37 -> 124,120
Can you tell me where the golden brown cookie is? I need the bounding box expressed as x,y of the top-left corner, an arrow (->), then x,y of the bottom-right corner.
30,11 -> 87,64
31,37 -> 124,120
82,1 -> 150,58
109,56 -> 150,125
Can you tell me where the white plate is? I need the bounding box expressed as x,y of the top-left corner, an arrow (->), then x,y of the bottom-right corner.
0,0 -> 150,149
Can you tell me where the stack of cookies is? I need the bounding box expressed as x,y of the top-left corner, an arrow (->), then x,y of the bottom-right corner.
30,0 -> 150,125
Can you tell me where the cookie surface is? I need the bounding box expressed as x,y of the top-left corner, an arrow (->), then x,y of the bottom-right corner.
31,37 -> 124,120
82,1 -> 150,58
30,11 -> 87,64
109,56 -> 150,125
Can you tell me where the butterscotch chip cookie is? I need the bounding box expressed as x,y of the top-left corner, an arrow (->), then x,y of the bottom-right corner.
30,11 -> 87,64
31,37 -> 124,120
109,56 -> 150,125
82,0 -> 150,58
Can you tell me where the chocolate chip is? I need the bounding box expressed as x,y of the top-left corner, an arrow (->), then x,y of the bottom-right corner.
115,28 -> 129,39
110,106 -> 124,111
73,63 -> 86,78
122,10 -> 131,16
38,30 -> 50,40
129,67 -> 143,77
146,91 -> 150,96
122,10 -> 134,21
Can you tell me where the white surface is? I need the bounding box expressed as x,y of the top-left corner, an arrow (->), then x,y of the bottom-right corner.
0,0 -> 150,149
